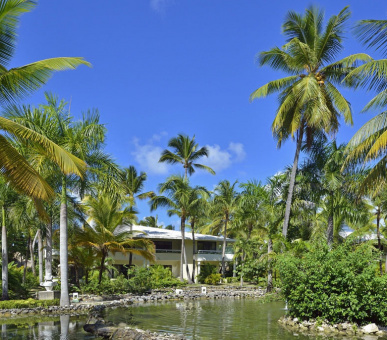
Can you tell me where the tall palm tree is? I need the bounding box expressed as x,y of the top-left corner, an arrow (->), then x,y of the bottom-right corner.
150,175 -> 208,282
6,94 -> 114,305
0,0 -> 89,200
159,134 -> 215,178
250,6 -> 369,238
209,180 -> 240,278
77,193 -> 155,284
120,166 -> 154,206
344,20 -> 387,192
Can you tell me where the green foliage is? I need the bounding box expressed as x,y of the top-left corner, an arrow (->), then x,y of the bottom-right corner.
80,266 -> 185,295
277,243 -> 387,325
6,262 -> 39,299
0,298 -> 59,309
204,273 -> 222,285
196,263 -> 217,284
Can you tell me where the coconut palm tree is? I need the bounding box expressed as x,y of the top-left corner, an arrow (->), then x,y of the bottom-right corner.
139,215 -> 162,228
77,193 -> 155,284
159,134 -> 215,178
120,166 -> 154,206
0,0 -> 89,200
250,6 -> 369,238
208,180 -> 240,278
344,20 -> 387,192
150,175 -> 208,282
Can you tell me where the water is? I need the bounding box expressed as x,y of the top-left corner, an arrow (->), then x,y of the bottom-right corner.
0,300 -> 341,339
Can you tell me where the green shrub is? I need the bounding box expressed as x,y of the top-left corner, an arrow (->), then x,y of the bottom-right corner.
277,243 -> 387,325
5,262 -> 39,299
196,263 -> 217,284
0,298 -> 59,309
204,273 -> 222,285
80,266 -> 185,295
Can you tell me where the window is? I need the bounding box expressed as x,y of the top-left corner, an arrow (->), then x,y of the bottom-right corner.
153,240 -> 173,250
197,241 -> 216,251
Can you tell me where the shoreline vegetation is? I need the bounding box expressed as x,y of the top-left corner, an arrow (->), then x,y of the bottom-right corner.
2,2 -> 387,339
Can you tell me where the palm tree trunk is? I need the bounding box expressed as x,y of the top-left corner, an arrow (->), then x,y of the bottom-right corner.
282,124 -> 304,238
60,176 -> 70,306
30,234 -> 36,276
2,206 -> 8,300
184,244 -> 191,283
37,230 -> 43,283
45,218 -> 53,282
327,214 -> 334,247
221,215 -> 228,278
240,251 -> 245,287
376,208 -> 382,275
98,251 -> 106,284
191,220 -> 196,283
180,216 -> 185,282
23,236 -> 30,284
267,238 -> 273,293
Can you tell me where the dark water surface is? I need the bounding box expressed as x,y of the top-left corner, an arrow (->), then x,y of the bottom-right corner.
0,300 -> 336,339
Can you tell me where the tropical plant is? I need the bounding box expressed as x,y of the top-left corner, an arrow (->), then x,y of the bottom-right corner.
120,166 -> 154,206
150,175 -> 208,282
77,193 -> 155,284
207,180 -> 240,277
159,134 -> 215,178
250,6 -> 369,238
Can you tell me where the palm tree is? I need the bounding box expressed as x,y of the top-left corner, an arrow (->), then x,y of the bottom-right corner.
150,175 -> 208,282
6,94 -> 114,305
344,20 -> 387,192
159,134 -> 215,178
139,215 -> 162,228
120,166 -> 154,206
0,0 -> 89,201
209,180 -> 240,278
77,193 -> 155,284
250,6 -> 368,238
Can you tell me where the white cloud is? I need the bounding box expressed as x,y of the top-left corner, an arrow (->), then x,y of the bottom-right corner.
228,142 -> 246,162
204,142 -> 246,172
150,0 -> 171,13
131,137 -> 169,175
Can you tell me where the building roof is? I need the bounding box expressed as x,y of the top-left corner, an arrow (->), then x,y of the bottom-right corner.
117,225 -> 236,242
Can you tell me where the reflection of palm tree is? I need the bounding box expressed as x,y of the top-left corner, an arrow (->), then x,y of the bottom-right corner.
159,134 -> 215,178
250,6 -> 365,238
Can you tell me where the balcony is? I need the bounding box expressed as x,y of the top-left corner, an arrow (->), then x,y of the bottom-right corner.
155,249 -> 181,253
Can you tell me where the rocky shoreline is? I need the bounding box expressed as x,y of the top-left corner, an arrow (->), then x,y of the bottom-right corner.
0,286 -> 268,318
279,316 -> 387,338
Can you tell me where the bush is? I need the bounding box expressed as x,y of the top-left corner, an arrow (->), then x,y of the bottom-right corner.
277,243 -> 387,325
204,273 -> 222,285
0,298 -> 59,309
196,263 -> 217,284
80,266 -> 185,295
5,262 -> 39,299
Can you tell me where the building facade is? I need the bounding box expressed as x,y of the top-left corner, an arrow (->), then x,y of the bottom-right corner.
111,225 -> 235,281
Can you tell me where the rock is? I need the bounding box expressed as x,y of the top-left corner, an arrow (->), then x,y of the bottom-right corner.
362,323 -> 379,334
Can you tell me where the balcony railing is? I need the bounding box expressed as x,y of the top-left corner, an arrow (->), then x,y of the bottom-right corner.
196,250 -> 234,255
155,249 -> 181,253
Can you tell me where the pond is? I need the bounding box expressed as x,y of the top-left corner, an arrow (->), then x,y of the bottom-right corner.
0,299 -> 336,339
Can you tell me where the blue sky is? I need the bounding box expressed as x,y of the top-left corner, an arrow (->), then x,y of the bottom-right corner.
13,0 -> 387,228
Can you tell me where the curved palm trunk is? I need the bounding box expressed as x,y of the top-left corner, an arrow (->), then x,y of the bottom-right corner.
191,220 -> 196,283
221,215 -> 228,278
60,177 -> 70,306
180,216 -> 186,282
282,124 -> 304,238
45,219 -> 53,283
2,206 -> 8,300
267,238 -> 273,292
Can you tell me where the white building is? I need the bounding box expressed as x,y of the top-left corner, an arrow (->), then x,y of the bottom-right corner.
111,225 -> 235,281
